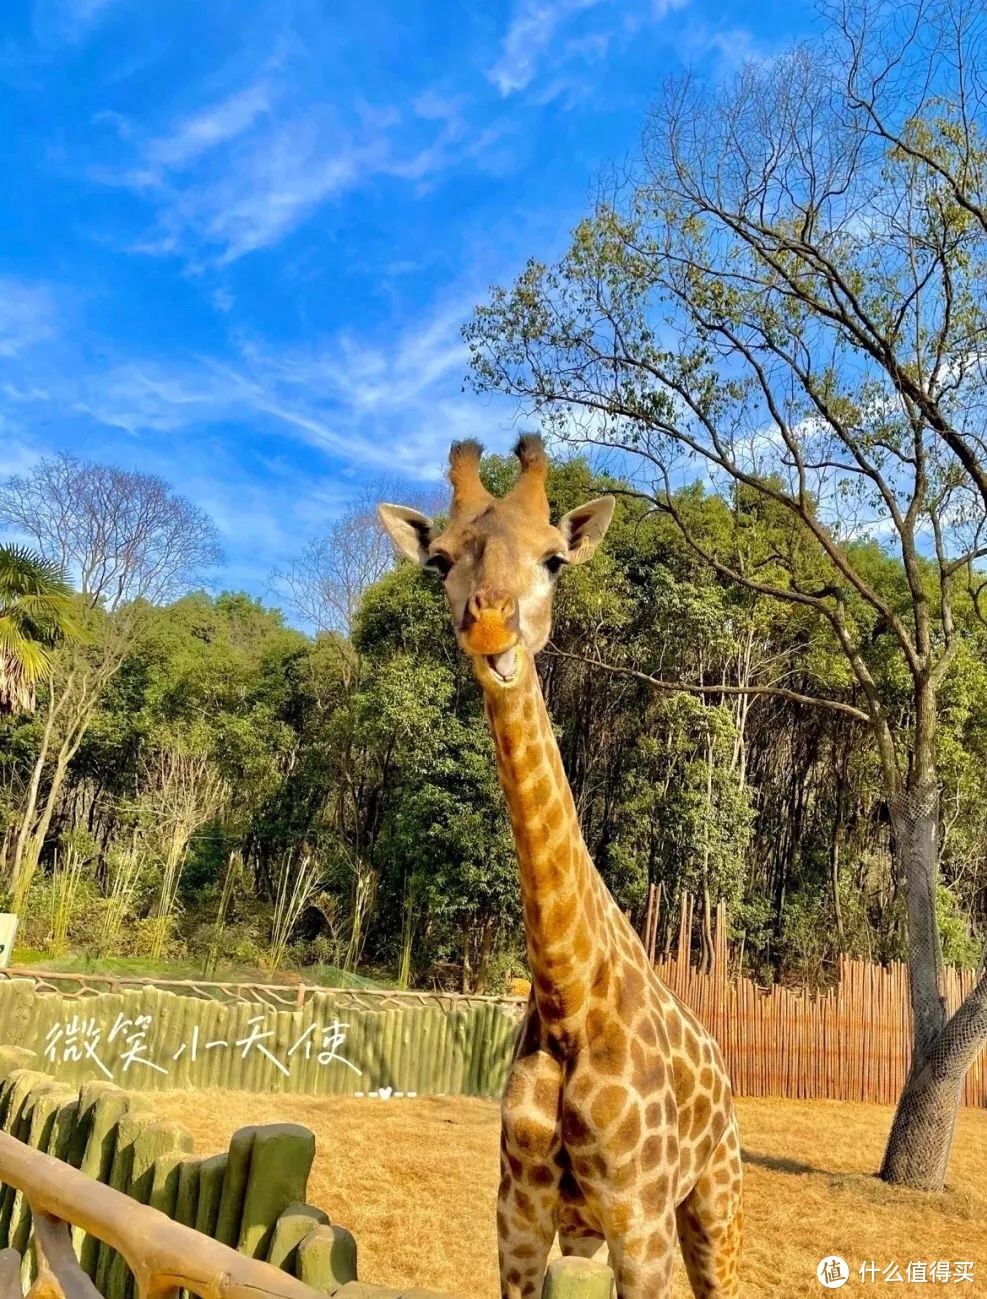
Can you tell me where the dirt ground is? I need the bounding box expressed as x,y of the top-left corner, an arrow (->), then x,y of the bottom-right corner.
152,1091 -> 987,1296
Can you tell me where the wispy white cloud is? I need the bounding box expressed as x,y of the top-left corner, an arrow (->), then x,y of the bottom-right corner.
488,0 -> 605,96
78,0 -> 682,267
410,89 -> 462,122
0,291 -> 507,591
0,426 -> 44,480
139,447 -> 358,587
675,21 -> 774,72
226,299 -> 506,474
137,118 -> 381,264
525,28 -> 612,110
0,280 -> 59,358
487,0 -> 687,104
255,321 -> 463,420
651,0 -> 691,18
93,76 -> 512,264
210,287 -> 236,314
9,425 -> 361,592
143,82 -> 274,175
69,362 -> 239,434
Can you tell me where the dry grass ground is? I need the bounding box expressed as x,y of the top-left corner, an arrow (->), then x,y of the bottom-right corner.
153,1091 -> 987,1297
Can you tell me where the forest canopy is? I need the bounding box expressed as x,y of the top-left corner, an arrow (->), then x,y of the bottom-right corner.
1,448 -> 985,992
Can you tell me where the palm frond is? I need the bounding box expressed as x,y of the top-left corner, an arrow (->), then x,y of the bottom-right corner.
0,543 -> 78,713
0,544 -> 71,597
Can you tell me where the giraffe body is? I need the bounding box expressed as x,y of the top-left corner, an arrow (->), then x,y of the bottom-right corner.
379,437 -> 742,1298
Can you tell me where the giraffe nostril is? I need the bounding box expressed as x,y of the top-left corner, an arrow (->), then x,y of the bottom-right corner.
470,589 -> 514,619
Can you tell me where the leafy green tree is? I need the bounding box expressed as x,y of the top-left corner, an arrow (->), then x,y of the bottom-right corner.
0,457 -> 220,911
352,566 -> 519,989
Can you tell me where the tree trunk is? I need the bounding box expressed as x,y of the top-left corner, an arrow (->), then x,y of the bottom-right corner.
9,693 -> 58,895
12,750 -> 72,912
397,883 -> 415,991
880,780 -> 987,1189
700,885 -> 714,976
889,782 -> 947,1061
881,964 -> 987,1188
699,737 -> 715,975
829,740 -> 849,952
461,923 -> 473,994
475,917 -> 496,993
830,835 -> 845,954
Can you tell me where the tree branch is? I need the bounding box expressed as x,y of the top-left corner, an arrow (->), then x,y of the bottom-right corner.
546,645 -> 872,722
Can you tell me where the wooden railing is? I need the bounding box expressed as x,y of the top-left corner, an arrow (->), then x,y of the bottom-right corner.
0,1130 -> 611,1299
0,1129 -> 333,1299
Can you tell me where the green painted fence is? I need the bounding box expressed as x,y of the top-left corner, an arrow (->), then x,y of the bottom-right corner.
0,979 -> 523,1096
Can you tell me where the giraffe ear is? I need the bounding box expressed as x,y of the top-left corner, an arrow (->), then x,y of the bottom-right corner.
559,496 -> 616,566
378,504 -> 434,565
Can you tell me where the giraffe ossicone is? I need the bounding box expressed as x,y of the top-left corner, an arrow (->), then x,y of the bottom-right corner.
379,436 -> 742,1299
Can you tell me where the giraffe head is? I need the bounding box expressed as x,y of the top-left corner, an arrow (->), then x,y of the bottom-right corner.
378,436 -> 614,689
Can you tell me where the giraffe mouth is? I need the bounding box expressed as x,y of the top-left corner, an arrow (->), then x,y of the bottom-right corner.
485,647 -> 520,684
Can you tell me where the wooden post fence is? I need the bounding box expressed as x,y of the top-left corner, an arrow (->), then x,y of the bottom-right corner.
0,1052 -> 613,1299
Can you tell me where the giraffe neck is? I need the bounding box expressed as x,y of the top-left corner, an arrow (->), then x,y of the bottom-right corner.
479,650 -> 615,1025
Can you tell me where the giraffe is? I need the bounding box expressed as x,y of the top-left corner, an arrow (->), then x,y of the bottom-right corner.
379,436 -> 742,1299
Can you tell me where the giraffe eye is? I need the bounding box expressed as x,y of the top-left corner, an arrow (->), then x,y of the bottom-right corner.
544,554 -> 567,576
426,552 -> 453,579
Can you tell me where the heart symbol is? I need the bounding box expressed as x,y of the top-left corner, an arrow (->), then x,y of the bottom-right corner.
378,1086 -> 393,1101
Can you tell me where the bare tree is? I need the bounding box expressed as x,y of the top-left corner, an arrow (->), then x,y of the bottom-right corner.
271,484 -> 441,636
467,0 -> 987,1189
0,452 -> 221,610
272,501 -> 392,636
0,456 -> 221,908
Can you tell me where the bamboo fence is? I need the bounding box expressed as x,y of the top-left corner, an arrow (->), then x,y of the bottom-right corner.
655,891 -> 987,1107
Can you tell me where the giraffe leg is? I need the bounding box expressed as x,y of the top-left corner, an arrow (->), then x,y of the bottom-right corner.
604,1200 -> 678,1299
676,1120 -> 743,1298
498,1007 -> 564,1299
497,1142 -> 559,1299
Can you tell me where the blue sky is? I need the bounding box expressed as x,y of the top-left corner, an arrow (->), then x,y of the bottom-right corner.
0,0 -> 815,599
